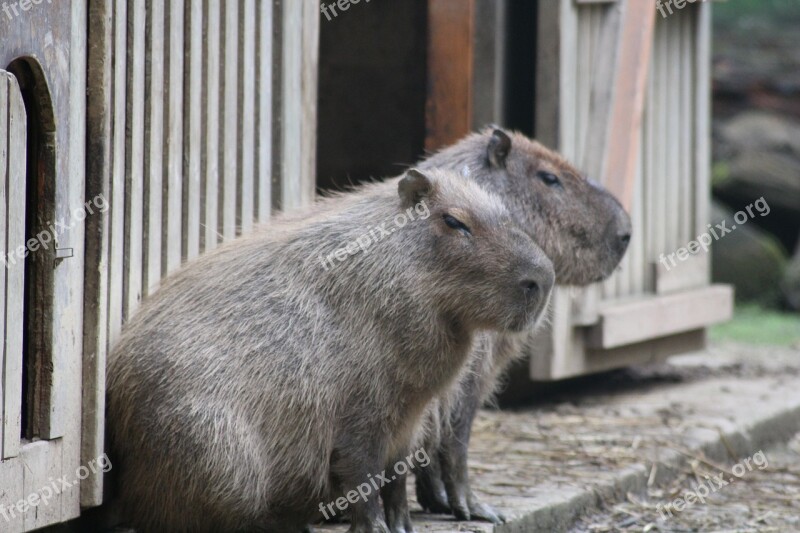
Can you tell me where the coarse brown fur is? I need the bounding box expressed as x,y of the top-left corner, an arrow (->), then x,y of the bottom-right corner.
106,168 -> 554,532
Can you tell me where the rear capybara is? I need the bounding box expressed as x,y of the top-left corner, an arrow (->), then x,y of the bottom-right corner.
405,128 -> 632,523
106,168 -> 554,532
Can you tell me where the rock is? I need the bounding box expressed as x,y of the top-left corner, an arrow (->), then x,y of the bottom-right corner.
711,202 -> 787,306
718,111 -> 800,155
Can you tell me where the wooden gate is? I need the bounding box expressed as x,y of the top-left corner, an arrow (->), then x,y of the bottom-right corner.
0,1 -> 88,530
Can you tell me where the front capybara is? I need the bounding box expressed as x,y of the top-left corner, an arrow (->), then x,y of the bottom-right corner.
106,168 -> 554,532
405,128 -> 632,523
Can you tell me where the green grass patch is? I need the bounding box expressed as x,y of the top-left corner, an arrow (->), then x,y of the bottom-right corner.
710,304 -> 800,347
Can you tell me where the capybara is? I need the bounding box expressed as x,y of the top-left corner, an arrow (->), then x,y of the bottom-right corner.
106,168 -> 555,532
405,128 -> 632,523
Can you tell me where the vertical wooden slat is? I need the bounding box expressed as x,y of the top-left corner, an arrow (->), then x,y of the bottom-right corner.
238,0 -> 256,234
82,0 -> 114,507
424,0 -> 475,152
124,0 -> 145,319
277,0 -> 318,210
694,2 -> 711,280
598,0 -> 656,212
256,0 -> 273,223
184,0 -> 203,261
108,0 -> 127,344
4,74 -> 24,459
679,12 -> 692,245
143,0 -> 165,295
1,72 -> 25,460
202,0 -> 221,250
164,0 -> 185,273
220,0 -> 238,240
667,17 -> 680,253
0,73 -> 10,459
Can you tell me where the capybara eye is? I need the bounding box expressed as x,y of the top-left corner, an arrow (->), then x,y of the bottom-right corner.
536,171 -> 561,188
442,214 -> 472,236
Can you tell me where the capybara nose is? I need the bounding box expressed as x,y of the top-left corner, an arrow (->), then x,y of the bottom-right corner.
521,279 -> 540,299
618,232 -> 631,252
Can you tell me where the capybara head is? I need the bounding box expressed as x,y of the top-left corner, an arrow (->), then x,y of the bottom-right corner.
420,128 -> 632,285
398,168 -> 554,333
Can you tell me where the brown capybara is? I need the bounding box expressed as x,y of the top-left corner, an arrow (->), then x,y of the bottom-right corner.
106,168 -> 555,532
406,128 -> 632,523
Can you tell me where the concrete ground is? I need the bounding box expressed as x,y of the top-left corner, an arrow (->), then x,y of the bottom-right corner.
320,341 -> 800,532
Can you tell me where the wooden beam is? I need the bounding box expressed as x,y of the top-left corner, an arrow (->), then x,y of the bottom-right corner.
599,0 -> 657,211
586,284 -> 733,350
425,0 -> 475,151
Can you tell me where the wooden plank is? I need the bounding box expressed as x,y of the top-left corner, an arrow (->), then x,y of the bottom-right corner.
220,0 -> 239,240
107,0 -> 127,346
694,2 -> 711,281
82,0 -> 114,507
534,0 -> 562,147
471,0 -> 505,128
22,440 -> 62,530
163,0 -> 185,274
0,71 -> 11,459
667,15 -> 680,253
3,73 -> 25,460
278,0 -> 318,210
202,0 -> 221,250
0,73 -> 10,459
256,0 -> 273,223
598,0 -> 656,212
238,0 -> 256,234
581,329 -> 705,378
424,0 -> 475,151
586,285 -> 733,350
0,454 -> 23,532
143,0 -> 165,295
653,252 -> 707,295
183,0 -> 203,261
124,0 -> 145,319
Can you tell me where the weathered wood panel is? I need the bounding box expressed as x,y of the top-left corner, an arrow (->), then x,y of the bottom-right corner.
256,0 -> 273,223
1,71 -> 25,460
143,0 -> 165,295
183,0 -> 203,261
164,0 -> 185,273
238,0 -> 256,234
124,0 -> 145,319
202,0 -> 221,250
82,0 -> 114,507
220,0 -> 239,240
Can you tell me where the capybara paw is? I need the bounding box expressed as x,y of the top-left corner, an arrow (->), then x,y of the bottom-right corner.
467,495 -> 506,524
386,509 -> 415,533
415,481 -> 451,514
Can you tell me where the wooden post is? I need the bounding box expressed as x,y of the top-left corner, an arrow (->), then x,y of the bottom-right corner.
425,0 -> 475,152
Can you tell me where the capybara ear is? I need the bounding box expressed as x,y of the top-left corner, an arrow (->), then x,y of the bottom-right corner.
398,168 -> 433,207
488,129 -> 511,168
